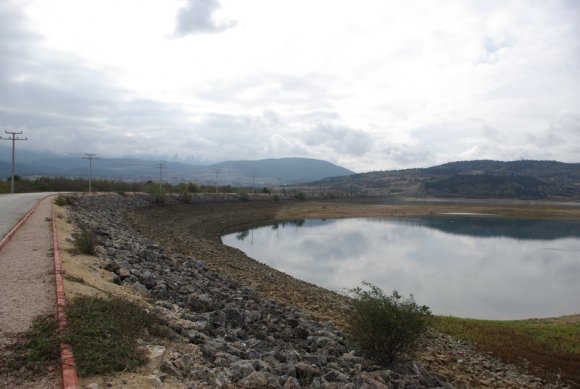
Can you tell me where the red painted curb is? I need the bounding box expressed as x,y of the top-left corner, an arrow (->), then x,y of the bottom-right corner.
52,201 -> 80,389
0,196 -> 44,252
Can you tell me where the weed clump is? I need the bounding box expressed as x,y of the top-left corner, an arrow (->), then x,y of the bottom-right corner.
0,315 -> 60,380
70,225 -> 97,255
1,297 -> 171,379
54,194 -> 77,206
348,282 -> 431,364
63,296 -> 165,376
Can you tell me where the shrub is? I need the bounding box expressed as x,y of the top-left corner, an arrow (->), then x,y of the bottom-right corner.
71,225 -> 97,255
152,191 -> 167,204
294,192 -> 306,201
348,282 -> 431,363
238,191 -> 250,201
179,190 -> 191,203
54,194 -> 77,206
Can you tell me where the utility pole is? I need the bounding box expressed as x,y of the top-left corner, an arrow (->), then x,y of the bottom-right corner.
82,153 -> 99,193
155,163 -> 167,192
251,174 -> 256,194
214,169 -> 222,193
0,130 -> 28,194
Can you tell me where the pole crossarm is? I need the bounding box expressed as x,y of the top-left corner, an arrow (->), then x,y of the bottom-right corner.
1,130 -> 28,193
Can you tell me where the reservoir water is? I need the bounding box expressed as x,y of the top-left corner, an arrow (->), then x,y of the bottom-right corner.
222,216 -> 580,319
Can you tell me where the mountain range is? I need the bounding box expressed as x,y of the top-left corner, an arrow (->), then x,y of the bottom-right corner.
3,147 -> 579,199
0,147 -> 354,186
303,160 -> 580,199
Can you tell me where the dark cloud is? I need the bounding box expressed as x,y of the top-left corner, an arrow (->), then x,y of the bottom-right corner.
175,0 -> 236,36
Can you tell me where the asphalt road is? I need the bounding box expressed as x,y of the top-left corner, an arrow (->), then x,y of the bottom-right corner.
0,192 -> 56,240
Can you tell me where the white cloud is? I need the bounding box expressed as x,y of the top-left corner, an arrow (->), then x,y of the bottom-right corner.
0,0 -> 579,172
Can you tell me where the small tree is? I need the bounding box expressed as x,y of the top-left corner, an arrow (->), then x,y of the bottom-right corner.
348,282 -> 431,363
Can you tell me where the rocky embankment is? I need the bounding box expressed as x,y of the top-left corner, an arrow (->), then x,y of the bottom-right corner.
69,194 -> 568,388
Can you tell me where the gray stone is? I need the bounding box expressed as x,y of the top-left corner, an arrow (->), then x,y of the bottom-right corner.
224,308 -> 244,328
238,371 -> 278,388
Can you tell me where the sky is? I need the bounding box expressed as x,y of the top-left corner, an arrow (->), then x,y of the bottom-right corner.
1,0 -> 579,172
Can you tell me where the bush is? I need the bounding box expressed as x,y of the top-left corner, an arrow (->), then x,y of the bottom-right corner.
179,189 -> 193,203
348,282 -> 431,363
294,192 -> 306,201
54,194 -> 77,206
238,191 -> 250,201
71,225 -> 97,255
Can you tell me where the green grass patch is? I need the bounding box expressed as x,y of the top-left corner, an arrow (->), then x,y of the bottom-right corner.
433,316 -> 580,385
64,296 -> 167,376
1,297 -> 172,379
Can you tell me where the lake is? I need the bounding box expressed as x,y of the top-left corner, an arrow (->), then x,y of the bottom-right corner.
222,216 -> 580,319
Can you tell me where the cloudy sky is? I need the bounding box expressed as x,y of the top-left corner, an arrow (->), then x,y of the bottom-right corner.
1,0 -> 579,172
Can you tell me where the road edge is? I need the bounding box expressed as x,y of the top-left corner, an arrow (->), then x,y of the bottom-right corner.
51,200 -> 80,389
0,195 -> 45,251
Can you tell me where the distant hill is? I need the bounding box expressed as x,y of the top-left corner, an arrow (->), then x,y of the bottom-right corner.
0,148 -> 353,186
303,160 -> 580,199
211,158 -> 353,185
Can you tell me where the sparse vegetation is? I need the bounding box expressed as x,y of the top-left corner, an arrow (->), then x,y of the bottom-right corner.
54,194 -> 77,206
294,192 -> 306,201
0,314 -> 61,379
433,316 -> 580,385
63,296 -> 170,376
238,191 -> 250,201
70,225 -> 97,255
348,282 -> 431,364
144,183 -> 167,204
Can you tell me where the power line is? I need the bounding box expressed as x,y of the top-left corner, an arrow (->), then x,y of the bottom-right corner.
0,130 -> 28,193
82,153 -> 99,193
155,163 -> 167,192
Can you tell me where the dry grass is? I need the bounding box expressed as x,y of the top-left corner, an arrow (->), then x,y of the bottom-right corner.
433,316 -> 580,386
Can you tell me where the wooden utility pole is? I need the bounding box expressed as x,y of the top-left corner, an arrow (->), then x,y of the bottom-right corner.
82,153 -> 99,193
214,169 -> 222,193
155,163 -> 167,192
0,130 -> 27,193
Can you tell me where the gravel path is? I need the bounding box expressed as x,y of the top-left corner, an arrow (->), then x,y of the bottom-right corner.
0,196 -> 59,389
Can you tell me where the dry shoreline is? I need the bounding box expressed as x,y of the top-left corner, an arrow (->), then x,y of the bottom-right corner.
127,197 -> 580,387
129,198 -> 580,328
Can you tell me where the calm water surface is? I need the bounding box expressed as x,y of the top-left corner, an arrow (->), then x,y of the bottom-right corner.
222,216 -> 580,319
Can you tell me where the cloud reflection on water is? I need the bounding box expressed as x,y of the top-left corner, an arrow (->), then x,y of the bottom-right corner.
223,217 -> 580,319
